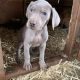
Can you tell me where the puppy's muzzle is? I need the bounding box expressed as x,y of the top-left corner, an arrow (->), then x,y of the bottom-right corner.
30,22 -> 35,28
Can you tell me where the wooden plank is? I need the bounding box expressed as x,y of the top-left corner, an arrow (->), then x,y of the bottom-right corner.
78,49 -> 80,60
6,55 -> 65,80
0,0 -> 24,24
79,50 -> 80,58
0,39 -> 5,80
64,0 -> 80,57
77,43 -> 80,60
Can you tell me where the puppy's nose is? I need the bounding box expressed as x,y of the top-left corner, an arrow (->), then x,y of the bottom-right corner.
30,22 -> 35,27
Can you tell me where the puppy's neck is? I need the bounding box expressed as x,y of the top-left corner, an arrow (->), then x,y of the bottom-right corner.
33,29 -> 43,36
29,28 -> 44,35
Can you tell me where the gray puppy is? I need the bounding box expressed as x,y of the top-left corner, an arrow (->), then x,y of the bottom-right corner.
17,0 -> 60,71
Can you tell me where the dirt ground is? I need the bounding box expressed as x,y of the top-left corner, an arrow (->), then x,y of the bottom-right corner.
0,24 -> 67,72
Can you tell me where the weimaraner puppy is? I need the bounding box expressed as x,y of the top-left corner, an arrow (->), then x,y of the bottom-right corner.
16,0 -> 60,71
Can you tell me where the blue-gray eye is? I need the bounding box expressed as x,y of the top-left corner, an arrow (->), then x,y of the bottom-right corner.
42,12 -> 47,15
30,9 -> 33,12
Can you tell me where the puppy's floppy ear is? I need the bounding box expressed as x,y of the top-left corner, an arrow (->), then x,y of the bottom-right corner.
26,1 -> 34,18
52,8 -> 60,30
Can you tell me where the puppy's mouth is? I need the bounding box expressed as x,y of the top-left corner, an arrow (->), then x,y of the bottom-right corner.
29,23 -> 42,31
31,26 -> 43,31
30,26 -> 35,30
27,22 -> 44,31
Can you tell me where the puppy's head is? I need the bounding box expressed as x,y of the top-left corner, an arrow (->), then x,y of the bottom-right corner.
26,0 -> 60,31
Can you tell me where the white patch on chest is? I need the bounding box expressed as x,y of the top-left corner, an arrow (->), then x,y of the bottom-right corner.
32,34 -> 42,47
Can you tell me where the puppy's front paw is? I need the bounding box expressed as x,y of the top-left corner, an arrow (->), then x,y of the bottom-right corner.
39,61 -> 47,70
23,62 -> 32,71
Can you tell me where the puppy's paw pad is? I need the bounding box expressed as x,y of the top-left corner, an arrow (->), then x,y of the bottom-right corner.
23,63 -> 32,71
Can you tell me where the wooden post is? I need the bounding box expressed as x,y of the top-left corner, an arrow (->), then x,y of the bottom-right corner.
64,0 -> 80,57
77,43 -> 80,60
78,50 -> 80,60
0,39 -> 5,80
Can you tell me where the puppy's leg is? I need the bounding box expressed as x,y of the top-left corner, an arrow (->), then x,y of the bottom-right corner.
23,43 -> 32,71
39,42 -> 47,70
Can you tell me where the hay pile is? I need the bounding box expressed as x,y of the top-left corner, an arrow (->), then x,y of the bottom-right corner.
0,26 -> 67,71
11,59 -> 80,80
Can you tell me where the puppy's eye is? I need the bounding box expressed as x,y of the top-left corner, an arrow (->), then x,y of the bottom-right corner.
42,12 -> 47,15
30,9 -> 33,12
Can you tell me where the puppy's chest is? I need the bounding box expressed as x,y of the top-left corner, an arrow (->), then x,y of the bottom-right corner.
31,34 -> 43,47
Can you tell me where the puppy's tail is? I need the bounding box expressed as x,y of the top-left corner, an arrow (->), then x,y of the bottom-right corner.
16,42 -> 23,64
